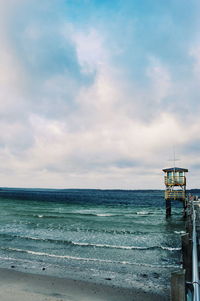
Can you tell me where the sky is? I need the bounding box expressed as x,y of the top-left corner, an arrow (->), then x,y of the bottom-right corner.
0,0 -> 200,189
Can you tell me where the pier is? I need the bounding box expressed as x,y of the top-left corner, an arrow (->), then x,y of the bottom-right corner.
171,195 -> 200,301
162,167 -> 200,300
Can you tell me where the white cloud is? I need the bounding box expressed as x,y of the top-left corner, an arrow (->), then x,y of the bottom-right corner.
71,28 -> 108,74
146,57 -> 171,103
0,1 -> 200,189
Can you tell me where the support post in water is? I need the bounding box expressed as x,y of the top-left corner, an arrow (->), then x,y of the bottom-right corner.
181,233 -> 192,282
165,198 -> 171,217
162,167 -> 188,217
171,270 -> 186,301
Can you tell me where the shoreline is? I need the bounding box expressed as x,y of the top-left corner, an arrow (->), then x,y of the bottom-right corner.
0,267 -> 169,301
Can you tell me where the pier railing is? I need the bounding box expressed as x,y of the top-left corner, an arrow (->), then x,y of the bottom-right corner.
192,201 -> 200,301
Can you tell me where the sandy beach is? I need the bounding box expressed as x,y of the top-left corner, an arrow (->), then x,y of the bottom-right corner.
0,267 -> 169,301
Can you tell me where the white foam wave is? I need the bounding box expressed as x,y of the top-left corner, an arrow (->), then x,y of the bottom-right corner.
70,211 -> 121,217
6,247 -> 127,264
2,235 -> 181,252
95,213 -> 118,217
26,236 -> 42,240
72,241 -> 148,250
4,247 -> 178,268
161,246 -> 181,251
136,211 -> 151,215
174,231 -> 186,234
72,242 -> 181,252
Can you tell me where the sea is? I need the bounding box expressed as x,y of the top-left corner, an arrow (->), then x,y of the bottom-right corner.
0,188 -> 186,295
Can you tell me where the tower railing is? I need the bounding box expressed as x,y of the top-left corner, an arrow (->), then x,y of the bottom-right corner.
164,176 -> 186,186
165,190 -> 186,200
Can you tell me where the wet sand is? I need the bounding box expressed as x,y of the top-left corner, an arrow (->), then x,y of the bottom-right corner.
0,268 -> 168,301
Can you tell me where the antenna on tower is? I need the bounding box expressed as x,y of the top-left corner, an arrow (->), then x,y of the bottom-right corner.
173,145 -> 177,168
168,145 -> 180,168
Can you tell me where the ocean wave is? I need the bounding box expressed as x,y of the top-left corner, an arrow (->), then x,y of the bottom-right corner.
33,214 -> 66,219
1,247 -> 180,268
23,211 -> 162,218
12,210 -> 163,219
160,246 -> 181,251
31,212 -> 124,218
8,213 -> 67,219
136,211 -> 152,215
72,242 -> 151,250
95,213 -> 122,217
0,234 -> 181,252
34,212 -> 160,218
174,231 -> 186,235
70,212 -> 124,217
71,242 -> 181,251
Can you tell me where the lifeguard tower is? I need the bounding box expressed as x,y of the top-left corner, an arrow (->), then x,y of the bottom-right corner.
162,167 -> 188,217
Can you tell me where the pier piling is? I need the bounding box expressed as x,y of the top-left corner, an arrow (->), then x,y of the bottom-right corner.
166,198 -> 171,217
181,233 -> 192,282
171,270 -> 186,301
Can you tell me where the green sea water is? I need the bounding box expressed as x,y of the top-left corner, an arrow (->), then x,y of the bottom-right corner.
0,189 -> 185,295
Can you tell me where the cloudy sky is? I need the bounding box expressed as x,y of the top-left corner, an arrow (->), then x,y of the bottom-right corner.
0,0 -> 200,189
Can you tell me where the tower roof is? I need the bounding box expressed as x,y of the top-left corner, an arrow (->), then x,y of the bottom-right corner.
162,167 -> 188,173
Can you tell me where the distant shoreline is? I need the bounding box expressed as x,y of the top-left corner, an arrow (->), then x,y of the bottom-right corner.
0,187 -> 198,203
0,187 -> 164,191
0,187 -> 199,191
0,188 -> 165,202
